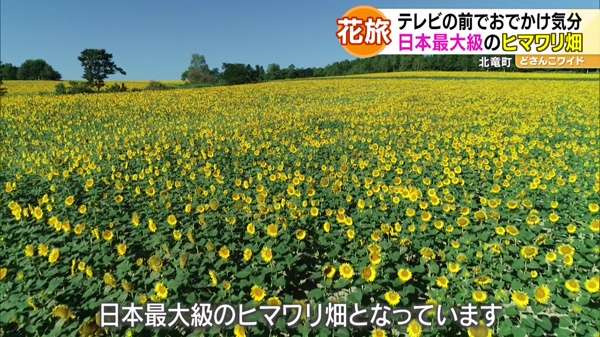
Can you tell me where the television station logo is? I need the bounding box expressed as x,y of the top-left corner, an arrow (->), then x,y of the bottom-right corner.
336,6 -> 392,58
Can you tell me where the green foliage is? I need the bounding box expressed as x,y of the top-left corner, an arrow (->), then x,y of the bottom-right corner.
54,81 -> 131,95
1,74 -> 598,336
0,63 -> 19,80
104,83 -> 128,93
15,59 -> 61,80
221,63 -> 264,85
53,81 -> 94,95
54,82 -> 66,95
78,49 -> 126,91
0,79 -> 6,96
145,81 -> 168,91
182,54 -> 217,84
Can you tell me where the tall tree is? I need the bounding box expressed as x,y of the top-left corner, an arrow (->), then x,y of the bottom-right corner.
78,49 -> 126,91
182,54 -> 215,84
266,63 -> 281,80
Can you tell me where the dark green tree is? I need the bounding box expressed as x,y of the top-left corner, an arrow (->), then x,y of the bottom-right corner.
16,59 -> 61,80
78,49 -> 126,91
182,54 -> 215,84
0,63 -> 18,80
266,63 -> 281,80
221,63 -> 255,84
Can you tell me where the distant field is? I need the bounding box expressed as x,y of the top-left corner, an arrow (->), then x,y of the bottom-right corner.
351,71 -> 599,80
2,72 -> 598,96
2,80 -> 184,96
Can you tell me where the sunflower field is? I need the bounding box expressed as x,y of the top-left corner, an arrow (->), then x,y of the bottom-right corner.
0,72 -> 599,337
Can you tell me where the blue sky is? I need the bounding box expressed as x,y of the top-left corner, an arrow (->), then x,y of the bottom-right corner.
1,0 -> 598,80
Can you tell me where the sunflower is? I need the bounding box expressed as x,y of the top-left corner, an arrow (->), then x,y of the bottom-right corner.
467,321 -> 491,337
520,245 -> 538,260
506,225 -> 519,236
32,206 -> 43,220
116,243 -> 127,256
24,244 -> 35,257
48,248 -> 60,264
261,247 -> 273,263
448,262 -> 461,274
246,223 -> 256,235
243,248 -> 253,262
233,324 -> 246,337
310,207 -> 319,217
218,245 -> 230,260
407,320 -> 422,337
148,255 -> 163,273
38,243 -> 48,256
167,214 -> 177,226
361,265 -> 377,283
563,254 -> 573,267
534,285 -> 551,304
147,219 -> 157,233
584,276 -> 599,293
369,251 -> 382,265
267,296 -> 282,306
52,304 -> 75,320
506,200 -> 519,210
131,212 -> 140,227
209,270 -> 218,286
266,224 -> 278,238
103,273 -> 117,288
398,268 -> 412,283
74,223 -> 86,235
102,230 -> 113,242
371,328 -> 387,337
472,290 -> 487,303
357,199 -> 366,209
64,195 -> 75,207
436,276 -> 449,289
558,244 -> 575,256
223,281 -> 232,291
250,285 -> 266,302
511,291 -> 529,310
324,265 -> 336,279
154,282 -> 168,300
545,251 -> 557,263
339,263 -> 354,279
565,279 -> 580,293
346,228 -> 355,240
295,229 -> 306,240
475,276 -> 492,287
384,290 -> 400,307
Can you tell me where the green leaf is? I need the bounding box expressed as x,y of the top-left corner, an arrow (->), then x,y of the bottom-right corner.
513,326 -> 526,337
347,289 -> 362,303
309,288 -> 324,301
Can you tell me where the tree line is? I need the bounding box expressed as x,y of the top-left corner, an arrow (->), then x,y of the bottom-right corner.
181,54 -> 595,86
1,59 -> 61,80
1,52 -> 595,96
